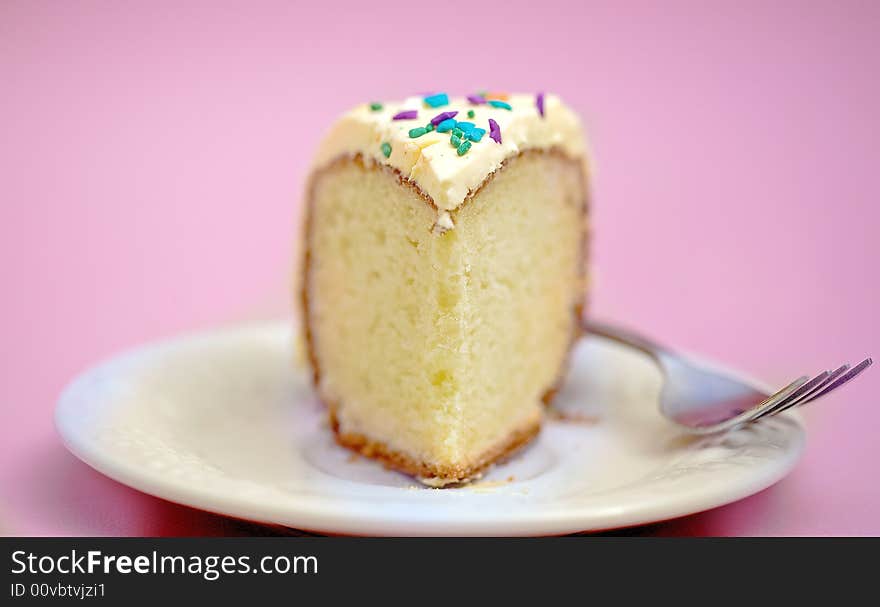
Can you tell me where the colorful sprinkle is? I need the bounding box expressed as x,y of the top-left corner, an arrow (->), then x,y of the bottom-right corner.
467,127 -> 486,142
488,118 -> 501,144
536,92 -> 545,117
488,100 -> 512,110
423,93 -> 449,108
372,92 -> 512,161
430,111 -> 458,126
436,118 -> 457,132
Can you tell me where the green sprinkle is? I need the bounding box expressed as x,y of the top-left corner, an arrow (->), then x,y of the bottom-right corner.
408,127 -> 427,138
457,140 -> 472,156
425,123 -> 435,132
381,142 -> 392,157
450,134 -> 462,147
451,127 -> 464,138
467,109 -> 475,118
369,102 -> 383,111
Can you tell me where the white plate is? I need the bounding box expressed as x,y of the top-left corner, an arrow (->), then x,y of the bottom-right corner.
56,321 -> 804,536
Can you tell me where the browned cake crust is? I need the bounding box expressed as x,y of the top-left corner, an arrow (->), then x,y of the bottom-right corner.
330,407 -> 541,487
300,149 -> 590,486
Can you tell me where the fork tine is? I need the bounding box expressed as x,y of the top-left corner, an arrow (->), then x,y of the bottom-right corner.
775,370 -> 831,406
749,370 -> 831,422
755,366 -> 846,420
755,358 -> 872,424
686,375 -> 810,435
735,374 -> 814,425
794,358 -> 873,406
774,364 -> 850,413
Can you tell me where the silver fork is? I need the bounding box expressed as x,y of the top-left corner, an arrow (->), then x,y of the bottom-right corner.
584,319 -> 872,434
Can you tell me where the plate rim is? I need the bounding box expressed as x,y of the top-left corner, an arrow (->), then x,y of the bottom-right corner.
55,321 -> 806,536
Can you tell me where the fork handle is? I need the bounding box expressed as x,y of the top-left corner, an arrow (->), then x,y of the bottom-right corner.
582,319 -> 667,360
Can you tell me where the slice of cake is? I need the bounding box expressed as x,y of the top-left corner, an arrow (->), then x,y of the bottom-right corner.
300,92 -> 590,486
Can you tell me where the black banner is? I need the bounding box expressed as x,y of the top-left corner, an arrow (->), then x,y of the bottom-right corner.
0,537 -> 868,602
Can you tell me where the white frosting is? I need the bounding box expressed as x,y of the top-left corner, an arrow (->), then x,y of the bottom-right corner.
311,93 -> 587,211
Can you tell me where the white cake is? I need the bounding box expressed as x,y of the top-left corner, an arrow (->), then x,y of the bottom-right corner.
299,92 -> 590,486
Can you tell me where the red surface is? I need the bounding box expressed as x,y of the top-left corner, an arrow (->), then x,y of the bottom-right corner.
1,1 -> 878,536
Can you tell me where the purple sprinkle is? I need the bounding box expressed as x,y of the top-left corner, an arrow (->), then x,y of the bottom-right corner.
536,92 -> 545,117
467,94 -> 486,105
430,111 -> 458,126
488,118 -> 501,144
393,110 -> 418,120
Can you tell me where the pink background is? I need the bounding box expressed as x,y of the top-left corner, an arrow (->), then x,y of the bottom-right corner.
1,1 -> 877,536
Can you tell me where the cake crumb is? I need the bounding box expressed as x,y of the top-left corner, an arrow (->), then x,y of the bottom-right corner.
547,407 -> 601,424
432,211 -> 455,233
466,475 -> 517,493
